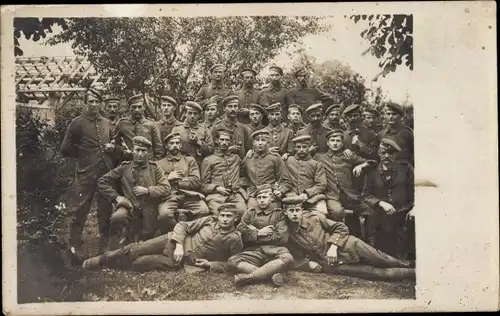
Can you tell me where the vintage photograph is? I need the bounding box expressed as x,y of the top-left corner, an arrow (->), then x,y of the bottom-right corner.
12,12 -> 418,303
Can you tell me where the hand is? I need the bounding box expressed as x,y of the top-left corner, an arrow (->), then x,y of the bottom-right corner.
115,196 -> 129,205
194,259 -> 211,270
133,186 -> 149,196
168,171 -> 183,181
308,145 -> 318,154
353,163 -> 366,177
406,209 -> 415,221
257,225 -> 274,237
124,149 -> 132,156
173,244 -> 184,265
189,131 -> 199,143
379,201 -> 396,215
247,224 -> 258,230
216,186 -> 232,196
351,135 -> 360,145
299,193 -> 309,201
245,149 -> 255,159
104,143 -> 115,152
269,146 -> 280,155
326,244 -> 338,266
228,145 -> 241,154
281,153 -> 290,161
273,190 -> 283,199
343,148 -> 353,157
308,260 -> 322,273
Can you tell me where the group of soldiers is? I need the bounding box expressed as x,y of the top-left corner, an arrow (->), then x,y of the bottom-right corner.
60,64 -> 415,287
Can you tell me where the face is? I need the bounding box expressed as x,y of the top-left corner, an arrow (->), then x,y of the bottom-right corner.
217,134 -> 232,151
363,113 -> 376,126
296,74 -> 307,86
242,72 -> 255,87
252,135 -> 269,153
327,135 -> 344,151
269,70 -> 282,84
205,106 -> 218,120
249,109 -> 263,125
384,108 -> 401,125
345,111 -> 361,126
256,192 -> 273,209
130,103 -> 145,119
218,211 -> 237,229
268,110 -> 282,125
224,102 -> 238,118
166,138 -> 181,155
378,147 -> 397,165
185,108 -> 201,125
308,111 -> 323,124
132,145 -> 148,164
161,101 -> 176,117
285,206 -> 304,223
288,108 -> 302,123
86,94 -> 102,116
295,142 -> 310,159
328,109 -> 340,123
105,101 -> 119,118
212,69 -> 224,81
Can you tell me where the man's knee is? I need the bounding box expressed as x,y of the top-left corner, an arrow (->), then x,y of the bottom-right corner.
158,201 -> 176,220
110,207 -> 130,226
278,252 -> 295,266
312,200 -> 328,215
228,254 -> 242,265
326,199 -> 345,221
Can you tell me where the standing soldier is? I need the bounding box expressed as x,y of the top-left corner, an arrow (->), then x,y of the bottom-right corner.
259,66 -> 295,120
323,103 -> 345,131
195,64 -> 233,103
156,95 -> 182,148
289,68 -> 323,120
200,99 -> 221,134
362,107 -> 383,134
236,68 -> 269,110
171,101 -> 214,167
261,103 -> 294,157
98,136 -> 171,247
377,102 -> 414,166
60,88 -> 116,257
361,139 -> 415,259
245,103 -> 268,135
201,127 -> 248,217
297,103 -> 333,155
284,104 -> 306,135
103,96 -> 122,128
113,94 -> 164,161
342,104 -> 379,161
157,133 -> 210,233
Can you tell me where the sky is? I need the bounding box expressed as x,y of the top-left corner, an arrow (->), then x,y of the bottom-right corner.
18,16 -> 412,103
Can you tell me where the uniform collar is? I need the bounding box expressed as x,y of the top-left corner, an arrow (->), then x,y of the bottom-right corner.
222,117 -> 238,127
132,161 -> 149,169
159,116 -> 178,125
242,85 -> 255,93
183,121 -> 199,129
385,122 -> 402,134
256,206 -> 274,215
214,223 -> 236,235
270,82 -> 282,92
215,149 -> 232,158
210,81 -> 224,89
128,115 -> 145,124
267,124 -> 283,132
327,149 -> 344,157
166,153 -> 183,161
253,150 -> 270,159
294,153 -> 312,161
83,112 -> 103,122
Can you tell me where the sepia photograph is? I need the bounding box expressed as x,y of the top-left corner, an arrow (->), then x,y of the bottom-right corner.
2,2 -> 498,314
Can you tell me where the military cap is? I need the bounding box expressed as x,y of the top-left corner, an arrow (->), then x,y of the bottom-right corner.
325,104 -> 342,116
294,68 -> 308,77
319,93 -> 335,107
159,95 -> 178,107
132,136 -> 152,148
291,135 -> 312,143
305,103 -> 323,115
249,103 -> 267,116
128,94 -> 145,106
221,95 -> 239,107
363,108 -> 380,117
384,102 -> 404,115
255,184 -> 274,197
204,100 -> 219,110
379,138 -> 402,152
266,102 -> 282,113
269,65 -> 284,76
325,129 -> 345,140
209,64 -> 226,73
251,129 -> 271,139
217,203 -> 241,214
213,127 -> 233,138
85,88 -> 103,101
288,104 -> 304,116
281,195 -> 307,208
240,68 -> 257,77
103,96 -> 120,103
342,104 -> 361,116
164,132 -> 181,144
184,101 -> 203,113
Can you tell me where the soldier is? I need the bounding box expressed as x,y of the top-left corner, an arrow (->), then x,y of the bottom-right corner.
361,138 -> 415,259
289,68 -> 323,120
283,135 -> 328,214
195,64 -> 233,103
245,103 -> 268,135
377,102 -> 414,166
157,133 -> 210,233
228,185 -> 294,287
323,103 -> 345,131
112,94 -> 164,161
171,101 -> 215,167
342,104 -> 379,160
362,107 -> 383,134
259,65 -> 295,120
315,129 -> 377,245
236,68 -> 269,109
60,88 -> 116,257
241,129 -> 293,210
296,103 -> 333,155
261,103 -> 294,157
200,99 -> 221,133
212,95 -> 252,159
282,197 -> 415,281
201,127 -> 248,217
97,136 -> 171,247
82,203 -> 243,273
156,95 -> 183,148
103,96 -> 122,128
284,104 -> 306,134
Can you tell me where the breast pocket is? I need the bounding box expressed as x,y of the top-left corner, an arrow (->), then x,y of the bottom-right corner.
136,125 -> 151,138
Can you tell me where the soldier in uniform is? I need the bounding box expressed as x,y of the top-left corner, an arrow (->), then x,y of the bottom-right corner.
171,101 -> 215,167
244,103 -> 268,135
195,64 -> 233,103
289,68 -> 323,120
241,130 -> 293,210
361,139 -> 415,259
282,196 -> 415,281
157,133 -> 210,233
283,135 -> 328,214
201,127 -> 248,217
285,104 -> 306,134
296,103 -> 333,155
342,104 -> 379,161
228,185 -> 295,287
97,136 -> 171,247
362,107 -> 383,134
200,98 -> 221,134
259,65 -> 295,120
82,203 -> 243,273
156,95 -> 183,148
112,94 -> 164,161
377,102 -> 414,166
261,103 -> 294,157
60,88 -> 116,256
103,96 -> 122,128
236,68 -> 269,110
323,103 -> 345,131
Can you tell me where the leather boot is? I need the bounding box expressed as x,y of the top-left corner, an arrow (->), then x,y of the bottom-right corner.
250,259 -> 286,282
333,264 -> 415,281
234,273 -> 255,287
235,262 -> 259,274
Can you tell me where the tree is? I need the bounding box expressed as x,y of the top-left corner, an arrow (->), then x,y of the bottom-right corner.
46,17 -> 327,119
348,14 -> 413,81
14,18 -> 68,56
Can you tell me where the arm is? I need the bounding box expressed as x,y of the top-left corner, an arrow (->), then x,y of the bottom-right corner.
207,236 -> 244,273
356,131 -> 378,157
257,210 -> 290,245
316,213 -> 350,248
148,165 -> 172,198
275,157 -> 293,195
257,90 -> 269,107
151,123 -> 165,160
304,162 -> 327,198
285,130 -> 295,155
236,210 -> 259,243
178,157 -> 201,191
170,216 -> 214,245
97,165 -> 125,203
59,119 -> 79,158
361,170 -> 382,208
398,164 -> 415,213
199,129 -> 215,157
195,86 -> 206,102
200,158 -> 218,194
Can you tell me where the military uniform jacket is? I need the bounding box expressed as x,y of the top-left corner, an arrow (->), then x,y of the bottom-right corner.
344,126 -> 379,160
323,119 -> 345,131
297,124 -> 333,154
157,153 -> 204,199
171,122 -> 215,161
245,122 -> 267,135
237,206 -> 289,247
195,82 -> 232,103
236,86 -> 269,109
200,118 -> 221,134
200,150 -> 247,199
289,86 -> 323,115
284,121 -> 307,135
260,84 -> 295,113
263,124 -> 295,155
156,116 -> 183,148
377,123 -> 414,165
212,118 -> 252,159
114,116 -> 165,160
285,155 -> 327,199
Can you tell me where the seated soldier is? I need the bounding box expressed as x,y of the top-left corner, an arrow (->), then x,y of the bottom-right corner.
98,136 -> 171,248
82,203 -> 243,272
262,103 -> 294,157
314,129 -> 378,246
283,135 -> 328,214
241,129 -> 293,210
201,127 -> 248,217
228,184 -> 294,287
282,196 -> 415,281
157,132 -> 210,234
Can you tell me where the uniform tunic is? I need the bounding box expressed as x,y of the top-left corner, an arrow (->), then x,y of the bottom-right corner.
260,84 -> 295,118
114,116 -> 164,160
156,116 -> 183,148
212,117 -> 252,159
284,154 -> 327,199
171,123 -> 214,165
263,124 -> 294,155
195,82 -> 233,103
236,86 -> 269,109
289,86 -> 323,116
377,123 -> 414,166
297,124 -> 333,154
343,126 -> 379,160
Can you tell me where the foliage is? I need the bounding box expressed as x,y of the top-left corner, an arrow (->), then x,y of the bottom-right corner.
14,17 -> 68,56
348,14 -> 413,81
